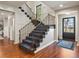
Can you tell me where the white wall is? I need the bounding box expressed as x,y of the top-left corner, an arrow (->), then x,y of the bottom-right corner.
0,4 -> 15,12
21,3 -> 34,19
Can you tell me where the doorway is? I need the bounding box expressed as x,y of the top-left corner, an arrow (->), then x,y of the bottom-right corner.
0,19 -> 3,37
0,10 -> 15,43
62,17 -> 75,42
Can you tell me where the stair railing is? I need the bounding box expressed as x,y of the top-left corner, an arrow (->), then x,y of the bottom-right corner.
19,21 -> 40,43
19,21 -> 34,43
40,14 -> 49,25
19,2 -> 50,43
19,15 -> 49,43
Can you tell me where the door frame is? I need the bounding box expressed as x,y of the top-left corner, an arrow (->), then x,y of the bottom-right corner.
9,13 -> 15,41
62,17 -> 75,41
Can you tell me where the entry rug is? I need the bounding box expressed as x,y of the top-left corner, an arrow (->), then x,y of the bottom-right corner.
57,40 -> 75,50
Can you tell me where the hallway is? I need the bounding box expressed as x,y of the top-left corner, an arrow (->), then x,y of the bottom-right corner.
0,39 -> 79,58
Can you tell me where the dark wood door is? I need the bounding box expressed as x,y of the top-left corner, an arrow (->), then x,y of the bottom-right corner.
63,17 -> 75,41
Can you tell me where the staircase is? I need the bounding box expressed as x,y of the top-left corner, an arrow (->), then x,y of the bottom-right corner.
20,23 -> 49,52
18,2 -> 51,53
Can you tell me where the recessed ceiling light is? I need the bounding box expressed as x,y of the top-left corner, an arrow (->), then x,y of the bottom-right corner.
59,4 -> 63,7
65,12 -> 70,15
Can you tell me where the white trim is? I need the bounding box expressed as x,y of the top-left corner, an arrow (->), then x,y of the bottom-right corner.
34,40 -> 56,53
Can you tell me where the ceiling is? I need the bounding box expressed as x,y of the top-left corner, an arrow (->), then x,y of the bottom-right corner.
43,1 -> 79,11
0,1 -> 79,11
0,1 -> 24,7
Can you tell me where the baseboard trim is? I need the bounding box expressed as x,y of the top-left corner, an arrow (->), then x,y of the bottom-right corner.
34,40 -> 56,53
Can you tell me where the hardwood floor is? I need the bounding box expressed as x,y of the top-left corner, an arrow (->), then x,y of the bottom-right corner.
0,39 -> 79,58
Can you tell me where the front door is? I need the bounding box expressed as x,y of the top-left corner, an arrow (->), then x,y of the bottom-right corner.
63,17 -> 75,41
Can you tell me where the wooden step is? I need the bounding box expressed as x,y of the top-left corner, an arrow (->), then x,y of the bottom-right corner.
23,39 -> 40,48
26,36 -> 42,42
20,43 -> 36,52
